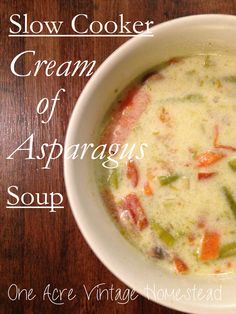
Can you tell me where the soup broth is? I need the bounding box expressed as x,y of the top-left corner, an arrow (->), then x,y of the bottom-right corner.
96,54 -> 236,275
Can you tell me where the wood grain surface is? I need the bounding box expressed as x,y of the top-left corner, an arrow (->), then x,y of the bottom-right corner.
1,1 -> 236,313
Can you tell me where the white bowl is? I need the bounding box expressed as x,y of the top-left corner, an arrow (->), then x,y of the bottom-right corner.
64,15 -> 236,314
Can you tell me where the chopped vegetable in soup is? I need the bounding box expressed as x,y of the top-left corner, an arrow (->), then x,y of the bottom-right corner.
96,54 -> 236,275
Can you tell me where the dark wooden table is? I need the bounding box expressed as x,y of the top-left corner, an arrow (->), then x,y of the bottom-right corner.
1,1 -> 235,313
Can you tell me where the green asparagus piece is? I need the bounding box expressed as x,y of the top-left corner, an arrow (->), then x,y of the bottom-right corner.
108,169 -> 119,189
151,220 -> 175,247
183,94 -> 204,102
228,159 -> 236,171
220,242 -> 236,258
224,76 -> 236,83
222,186 -> 236,219
158,174 -> 180,186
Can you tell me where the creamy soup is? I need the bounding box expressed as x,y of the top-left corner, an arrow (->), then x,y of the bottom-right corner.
96,55 -> 236,275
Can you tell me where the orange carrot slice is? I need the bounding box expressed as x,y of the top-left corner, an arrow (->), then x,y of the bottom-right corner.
198,172 -> 217,180
100,86 -> 150,147
174,257 -> 189,273
144,181 -> 153,196
127,160 -> 139,188
120,193 -> 148,230
196,151 -> 225,167
199,231 -> 220,261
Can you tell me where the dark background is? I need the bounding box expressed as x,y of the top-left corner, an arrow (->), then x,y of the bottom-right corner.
1,0 -> 236,313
